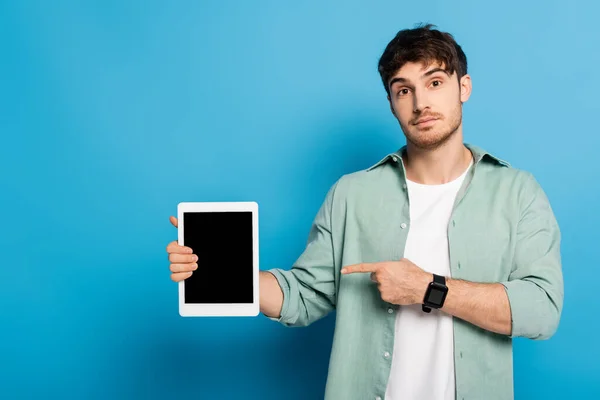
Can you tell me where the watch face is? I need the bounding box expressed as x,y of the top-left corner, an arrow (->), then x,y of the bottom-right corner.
425,282 -> 448,307
428,288 -> 445,305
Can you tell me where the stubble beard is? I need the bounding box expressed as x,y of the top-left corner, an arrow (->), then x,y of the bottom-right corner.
402,101 -> 463,151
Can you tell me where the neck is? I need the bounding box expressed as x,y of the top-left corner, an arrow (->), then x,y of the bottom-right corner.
402,131 -> 473,185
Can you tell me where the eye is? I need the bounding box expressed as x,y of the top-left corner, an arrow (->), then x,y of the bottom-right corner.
431,80 -> 443,87
397,88 -> 410,97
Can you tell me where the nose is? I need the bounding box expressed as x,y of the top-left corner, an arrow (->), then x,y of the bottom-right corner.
412,87 -> 430,113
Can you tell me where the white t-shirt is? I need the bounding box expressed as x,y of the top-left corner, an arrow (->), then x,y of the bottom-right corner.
385,159 -> 473,400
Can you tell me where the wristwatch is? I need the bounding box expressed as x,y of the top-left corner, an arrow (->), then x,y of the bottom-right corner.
422,274 -> 448,313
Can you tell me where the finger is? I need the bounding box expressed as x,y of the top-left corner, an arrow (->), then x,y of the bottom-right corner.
166,241 -> 194,254
171,272 -> 193,282
169,253 -> 198,263
341,263 -> 378,274
170,263 -> 198,273
170,216 -> 178,228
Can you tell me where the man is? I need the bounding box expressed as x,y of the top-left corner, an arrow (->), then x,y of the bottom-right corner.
166,23 -> 563,400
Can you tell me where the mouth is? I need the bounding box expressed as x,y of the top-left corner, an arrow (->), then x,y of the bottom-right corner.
415,118 -> 438,127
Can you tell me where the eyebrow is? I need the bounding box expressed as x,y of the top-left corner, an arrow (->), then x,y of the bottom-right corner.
388,67 -> 449,89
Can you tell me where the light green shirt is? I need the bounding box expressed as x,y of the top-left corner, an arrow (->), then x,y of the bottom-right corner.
266,143 -> 563,400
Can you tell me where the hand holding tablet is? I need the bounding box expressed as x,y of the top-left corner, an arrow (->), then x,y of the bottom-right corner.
167,216 -> 198,282
166,202 -> 260,317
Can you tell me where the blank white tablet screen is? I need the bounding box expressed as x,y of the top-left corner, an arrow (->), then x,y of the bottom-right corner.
183,211 -> 254,304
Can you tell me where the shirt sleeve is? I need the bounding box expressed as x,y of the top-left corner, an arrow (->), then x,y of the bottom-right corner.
501,172 -> 564,340
264,179 -> 340,327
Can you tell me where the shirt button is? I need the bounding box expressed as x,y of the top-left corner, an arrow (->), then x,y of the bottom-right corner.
384,351 -> 390,359
388,308 -> 394,314
392,156 -> 398,162
400,223 -> 407,229
402,183 -> 407,189
376,397 -> 382,400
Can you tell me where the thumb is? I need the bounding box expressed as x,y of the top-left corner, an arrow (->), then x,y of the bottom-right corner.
170,216 -> 178,228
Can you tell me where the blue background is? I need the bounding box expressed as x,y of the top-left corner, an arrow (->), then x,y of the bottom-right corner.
1,1 -> 597,398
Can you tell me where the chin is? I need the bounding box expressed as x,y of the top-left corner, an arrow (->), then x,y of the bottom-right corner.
405,128 -> 454,150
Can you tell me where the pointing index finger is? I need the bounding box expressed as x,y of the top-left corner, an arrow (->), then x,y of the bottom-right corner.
341,263 -> 378,274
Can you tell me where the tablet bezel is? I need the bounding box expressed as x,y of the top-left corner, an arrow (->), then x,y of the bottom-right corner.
177,201 -> 259,317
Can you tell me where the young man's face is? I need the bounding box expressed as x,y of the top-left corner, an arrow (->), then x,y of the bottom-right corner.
387,61 -> 472,150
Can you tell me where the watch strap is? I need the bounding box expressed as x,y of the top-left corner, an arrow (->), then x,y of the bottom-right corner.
434,274 -> 445,285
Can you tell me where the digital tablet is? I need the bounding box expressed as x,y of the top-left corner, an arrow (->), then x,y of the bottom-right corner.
177,201 -> 259,317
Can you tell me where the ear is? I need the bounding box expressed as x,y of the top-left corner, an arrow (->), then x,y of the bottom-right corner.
459,74 -> 472,103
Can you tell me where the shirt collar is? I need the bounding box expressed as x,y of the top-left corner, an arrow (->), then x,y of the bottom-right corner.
366,142 -> 511,172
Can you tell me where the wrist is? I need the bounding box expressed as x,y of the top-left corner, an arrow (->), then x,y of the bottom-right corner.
415,272 -> 434,304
